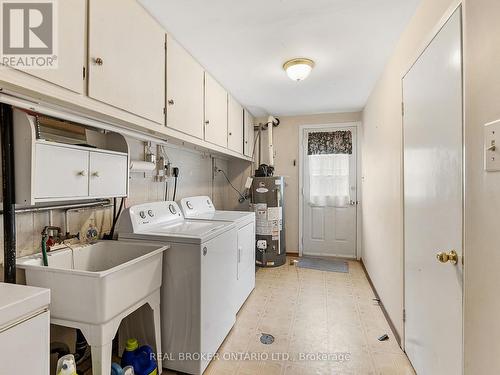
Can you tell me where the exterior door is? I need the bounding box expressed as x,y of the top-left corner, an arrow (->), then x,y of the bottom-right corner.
403,8 -> 463,375
302,125 -> 357,258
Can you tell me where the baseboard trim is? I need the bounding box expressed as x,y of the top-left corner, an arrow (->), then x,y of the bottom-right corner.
359,258 -> 401,346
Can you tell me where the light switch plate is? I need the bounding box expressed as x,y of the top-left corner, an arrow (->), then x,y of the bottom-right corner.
484,119 -> 500,171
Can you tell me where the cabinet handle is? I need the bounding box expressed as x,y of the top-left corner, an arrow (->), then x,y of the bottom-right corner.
77,170 -> 86,176
203,247 -> 208,256
229,132 -> 232,136
93,57 -> 103,66
167,99 -> 174,105
205,120 -> 210,125
92,171 -> 100,177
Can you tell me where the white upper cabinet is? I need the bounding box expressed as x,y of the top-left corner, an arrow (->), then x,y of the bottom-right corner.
166,35 -> 204,139
24,0 -> 86,93
228,96 -> 244,153
204,73 -> 228,147
88,0 -> 165,124
244,109 -> 255,158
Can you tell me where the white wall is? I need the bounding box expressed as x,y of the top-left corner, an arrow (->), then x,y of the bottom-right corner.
361,0 -> 459,340
463,0 -> 500,372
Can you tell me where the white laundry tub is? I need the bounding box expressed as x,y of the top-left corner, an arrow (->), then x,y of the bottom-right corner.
18,241 -> 168,324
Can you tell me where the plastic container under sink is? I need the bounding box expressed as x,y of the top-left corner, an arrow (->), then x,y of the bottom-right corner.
17,241 -> 169,325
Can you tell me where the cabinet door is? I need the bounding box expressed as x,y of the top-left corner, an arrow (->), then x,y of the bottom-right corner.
236,222 -> 256,309
204,73 -> 228,147
34,144 -> 89,199
0,311 -> 49,374
228,96 -> 244,153
244,109 -> 255,157
166,35 -> 204,139
88,0 -> 165,124
89,152 -> 128,198
24,0 -> 86,93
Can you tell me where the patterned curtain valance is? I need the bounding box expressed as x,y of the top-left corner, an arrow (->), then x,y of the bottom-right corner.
307,130 -> 352,155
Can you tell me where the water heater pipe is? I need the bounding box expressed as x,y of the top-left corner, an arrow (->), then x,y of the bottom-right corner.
267,115 -> 275,167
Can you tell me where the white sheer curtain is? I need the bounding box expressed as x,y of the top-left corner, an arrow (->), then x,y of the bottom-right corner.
308,154 -> 350,207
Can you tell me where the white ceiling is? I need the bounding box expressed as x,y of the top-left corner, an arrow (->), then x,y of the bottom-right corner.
140,0 -> 420,117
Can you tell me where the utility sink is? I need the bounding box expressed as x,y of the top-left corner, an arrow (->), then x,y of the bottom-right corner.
18,241 -> 169,324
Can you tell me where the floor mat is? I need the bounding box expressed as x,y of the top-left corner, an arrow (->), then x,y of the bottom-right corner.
297,257 -> 349,273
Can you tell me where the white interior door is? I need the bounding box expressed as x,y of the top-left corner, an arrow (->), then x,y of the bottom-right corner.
302,125 -> 357,258
403,8 -> 463,375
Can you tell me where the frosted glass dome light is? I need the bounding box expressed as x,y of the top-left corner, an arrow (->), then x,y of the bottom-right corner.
283,58 -> 315,81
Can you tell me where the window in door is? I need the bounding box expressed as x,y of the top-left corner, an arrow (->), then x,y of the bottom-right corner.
307,130 -> 352,207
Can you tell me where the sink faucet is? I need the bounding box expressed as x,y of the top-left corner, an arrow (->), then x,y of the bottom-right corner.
40,226 -> 80,267
41,226 -> 80,249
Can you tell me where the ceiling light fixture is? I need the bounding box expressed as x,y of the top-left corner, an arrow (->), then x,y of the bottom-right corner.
283,58 -> 315,81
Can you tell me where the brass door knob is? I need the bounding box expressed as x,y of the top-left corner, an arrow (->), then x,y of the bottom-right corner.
436,250 -> 458,265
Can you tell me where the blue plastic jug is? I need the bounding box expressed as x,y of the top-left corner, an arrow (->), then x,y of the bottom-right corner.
121,338 -> 158,375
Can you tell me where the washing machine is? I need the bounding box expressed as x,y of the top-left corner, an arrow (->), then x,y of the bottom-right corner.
178,196 -> 256,312
117,201 -> 237,375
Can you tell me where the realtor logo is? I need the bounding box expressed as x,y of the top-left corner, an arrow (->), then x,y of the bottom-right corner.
0,0 -> 57,68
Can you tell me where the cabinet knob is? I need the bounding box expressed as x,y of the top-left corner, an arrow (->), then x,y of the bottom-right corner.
77,170 -> 86,176
229,132 -> 232,136
203,247 -> 208,256
93,57 -> 103,66
167,99 -> 174,105
92,171 -> 100,177
205,120 -> 210,125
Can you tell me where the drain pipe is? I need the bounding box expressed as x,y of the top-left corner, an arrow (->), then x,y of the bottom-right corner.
1,103 -> 16,283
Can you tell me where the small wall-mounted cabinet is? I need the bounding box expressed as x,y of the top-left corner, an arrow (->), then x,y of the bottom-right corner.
88,0 -> 165,124
228,96 -> 244,154
204,73 -> 228,147
33,143 -> 128,202
244,109 -> 255,158
166,35 -> 204,139
14,109 -> 129,205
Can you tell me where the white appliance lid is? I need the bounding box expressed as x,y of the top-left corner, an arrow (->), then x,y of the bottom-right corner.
0,283 -> 50,328
138,219 -> 231,237
189,211 -> 255,222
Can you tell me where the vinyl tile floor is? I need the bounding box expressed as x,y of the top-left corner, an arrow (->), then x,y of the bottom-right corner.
161,257 -> 415,375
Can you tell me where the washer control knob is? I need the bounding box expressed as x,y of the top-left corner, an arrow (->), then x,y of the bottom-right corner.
169,204 -> 177,215
147,210 -> 154,217
139,211 -> 146,219
186,201 -> 193,209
